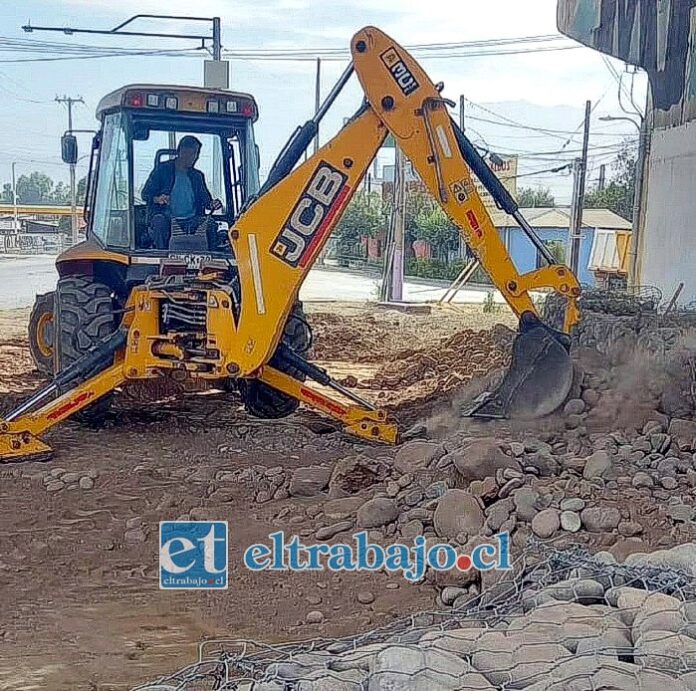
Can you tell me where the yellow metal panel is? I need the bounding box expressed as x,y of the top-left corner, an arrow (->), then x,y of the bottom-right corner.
230,108 -> 387,375
617,231 -> 631,274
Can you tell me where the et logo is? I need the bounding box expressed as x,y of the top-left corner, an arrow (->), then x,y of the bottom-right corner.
159,521 -> 228,590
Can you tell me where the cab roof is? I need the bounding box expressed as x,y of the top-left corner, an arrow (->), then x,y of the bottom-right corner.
96,84 -> 259,121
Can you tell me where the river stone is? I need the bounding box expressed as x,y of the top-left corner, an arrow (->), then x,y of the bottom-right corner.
357,497 -> 399,529
531,508 -> 560,538
433,489 -> 484,541
583,450 -> 612,479
512,486 -> 540,522
580,506 -> 621,532
446,438 -> 520,483
560,510 -> 582,533
368,644 -> 492,690
394,441 -> 443,475
289,465 -> 332,497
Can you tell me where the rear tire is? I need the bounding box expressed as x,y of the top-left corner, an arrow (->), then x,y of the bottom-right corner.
54,275 -> 118,424
28,291 -> 55,377
240,302 -> 312,419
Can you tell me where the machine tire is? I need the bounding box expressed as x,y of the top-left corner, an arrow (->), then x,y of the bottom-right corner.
28,291 -> 56,377
54,275 -> 118,424
241,302 -> 312,419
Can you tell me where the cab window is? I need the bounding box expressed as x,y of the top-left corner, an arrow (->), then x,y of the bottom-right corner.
91,112 -> 130,248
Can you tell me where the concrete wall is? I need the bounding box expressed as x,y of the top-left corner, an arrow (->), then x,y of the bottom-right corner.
640,120 -> 696,303
505,226 -> 596,286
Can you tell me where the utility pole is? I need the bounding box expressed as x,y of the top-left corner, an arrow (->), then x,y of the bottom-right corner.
383,146 -> 406,302
11,162 -> 18,234
314,58 -> 321,154
202,16 -> 227,201
55,95 -> 84,246
598,164 -> 606,191
628,117 -> 649,288
567,100 -> 591,275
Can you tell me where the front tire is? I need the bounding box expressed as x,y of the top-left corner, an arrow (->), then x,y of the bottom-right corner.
28,291 -> 55,377
240,303 -> 312,419
54,275 -> 118,424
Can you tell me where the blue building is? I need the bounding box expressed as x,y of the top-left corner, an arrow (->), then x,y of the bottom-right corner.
489,207 -> 632,286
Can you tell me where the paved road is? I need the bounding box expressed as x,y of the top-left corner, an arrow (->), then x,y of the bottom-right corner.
0,255 -> 503,310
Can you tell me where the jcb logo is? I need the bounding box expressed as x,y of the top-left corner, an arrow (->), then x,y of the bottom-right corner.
380,47 -> 420,96
271,162 -> 349,268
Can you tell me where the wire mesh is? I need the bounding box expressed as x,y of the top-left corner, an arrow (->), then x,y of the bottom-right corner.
132,541 -> 696,690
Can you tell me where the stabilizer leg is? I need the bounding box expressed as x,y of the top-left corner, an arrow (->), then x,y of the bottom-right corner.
257,365 -> 397,444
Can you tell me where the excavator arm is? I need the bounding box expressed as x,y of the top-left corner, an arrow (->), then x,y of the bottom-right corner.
0,25 -> 581,462
230,25 -> 580,418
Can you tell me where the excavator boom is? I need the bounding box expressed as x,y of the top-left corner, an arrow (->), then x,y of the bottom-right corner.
0,25 -> 581,462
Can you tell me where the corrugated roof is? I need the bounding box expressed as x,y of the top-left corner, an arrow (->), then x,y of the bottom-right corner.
491,206 -> 632,231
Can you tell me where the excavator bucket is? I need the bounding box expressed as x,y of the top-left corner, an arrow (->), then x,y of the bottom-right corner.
466,312 -> 573,420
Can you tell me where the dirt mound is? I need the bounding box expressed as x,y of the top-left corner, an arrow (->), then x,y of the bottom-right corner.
311,313 -> 388,362
351,325 -> 514,414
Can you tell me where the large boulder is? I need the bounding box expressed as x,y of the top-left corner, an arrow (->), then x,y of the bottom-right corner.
357,497 -> 399,529
368,645 -> 492,690
580,506 -> 621,532
289,465 -> 332,497
669,418 -> 696,451
582,450 -> 613,480
433,489 -> 484,540
445,438 -> 520,484
393,441 -> 444,475
329,456 -> 391,497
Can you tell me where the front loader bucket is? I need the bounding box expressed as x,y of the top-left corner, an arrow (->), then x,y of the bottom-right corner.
466,312 -> 573,420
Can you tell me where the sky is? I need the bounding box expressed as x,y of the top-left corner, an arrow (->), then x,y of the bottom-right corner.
0,0 -> 647,206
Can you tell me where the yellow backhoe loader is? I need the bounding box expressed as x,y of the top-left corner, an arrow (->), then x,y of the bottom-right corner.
1,26 -> 580,462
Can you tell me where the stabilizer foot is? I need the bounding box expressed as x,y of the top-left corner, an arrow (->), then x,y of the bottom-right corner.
0,429 -> 53,463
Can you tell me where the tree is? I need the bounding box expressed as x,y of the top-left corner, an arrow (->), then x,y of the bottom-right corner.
517,186 -> 555,207
0,172 -> 87,206
584,140 -> 636,221
334,190 -> 387,258
15,172 -> 55,204
411,204 -> 459,259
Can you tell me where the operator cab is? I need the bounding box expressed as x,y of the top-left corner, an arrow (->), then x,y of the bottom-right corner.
80,85 -> 260,265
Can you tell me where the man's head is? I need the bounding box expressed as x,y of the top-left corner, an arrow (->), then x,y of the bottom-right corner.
176,135 -> 202,169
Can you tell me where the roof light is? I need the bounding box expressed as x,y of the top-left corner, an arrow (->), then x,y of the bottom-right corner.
146,94 -> 159,107
240,101 -> 254,117
226,100 -> 238,113
127,93 -> 144,107
165,96 -> 178,110
207,99 -> 220,113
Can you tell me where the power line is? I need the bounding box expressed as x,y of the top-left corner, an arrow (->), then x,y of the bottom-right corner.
0,32 -> 580,64
223,45 -> 580,62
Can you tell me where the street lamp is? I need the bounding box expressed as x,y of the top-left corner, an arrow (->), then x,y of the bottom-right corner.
599,114 -> 641,132
599,114 -> 647,287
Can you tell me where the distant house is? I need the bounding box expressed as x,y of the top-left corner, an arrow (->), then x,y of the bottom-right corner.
489,207 -> 632,286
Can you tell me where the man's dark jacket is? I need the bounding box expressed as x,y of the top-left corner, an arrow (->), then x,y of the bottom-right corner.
142,160 -> 213,218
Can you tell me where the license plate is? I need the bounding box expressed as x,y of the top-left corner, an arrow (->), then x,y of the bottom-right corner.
167,253 -> 212,270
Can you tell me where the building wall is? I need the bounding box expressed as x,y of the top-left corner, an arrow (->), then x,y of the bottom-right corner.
558,0 -> 696,304
505,226 -> 596,286
557,0 -> 696,125
640,119 -> 696,302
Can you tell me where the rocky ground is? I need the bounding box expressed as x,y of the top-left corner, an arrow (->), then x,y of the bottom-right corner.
2,300 -> 696,689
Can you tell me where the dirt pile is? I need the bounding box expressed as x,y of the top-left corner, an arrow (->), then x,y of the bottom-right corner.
308,304 -> 516,365
337,324 -> 515,413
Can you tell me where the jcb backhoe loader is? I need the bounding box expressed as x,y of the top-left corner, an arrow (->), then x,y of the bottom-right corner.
0,26 -> 580,462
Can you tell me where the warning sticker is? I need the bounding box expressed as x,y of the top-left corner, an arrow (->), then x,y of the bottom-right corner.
449,179 -> 470,205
